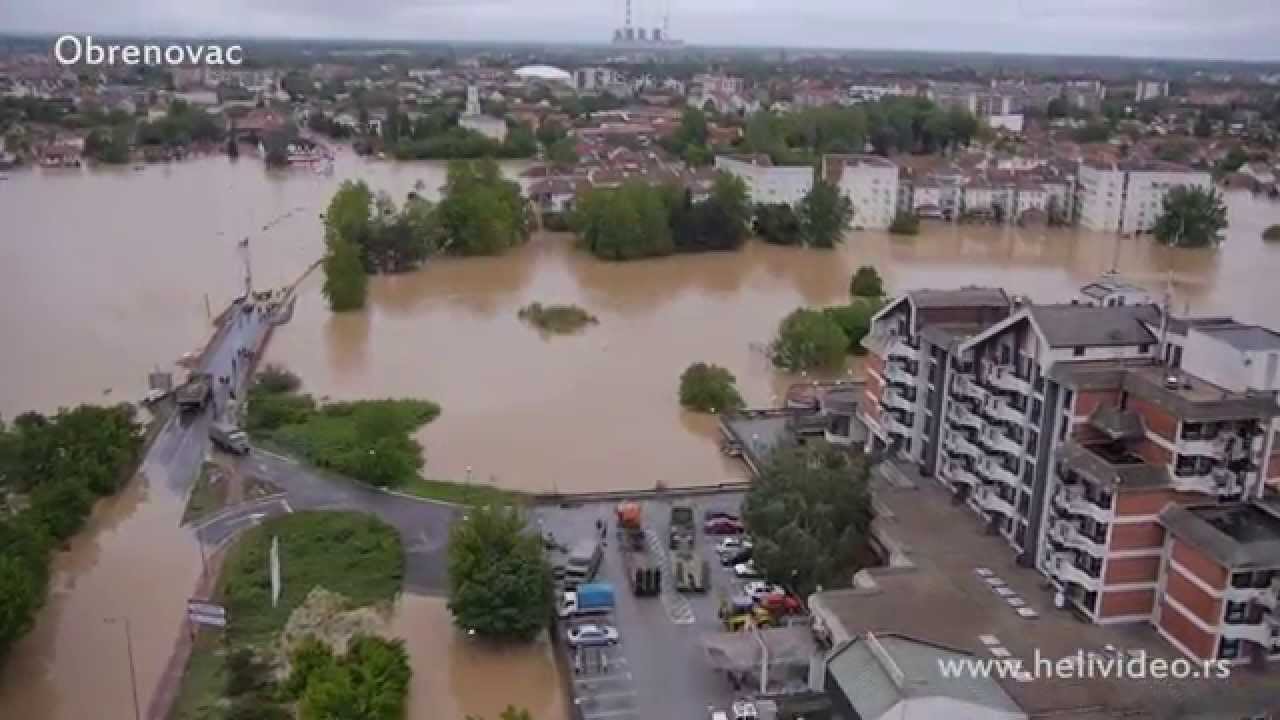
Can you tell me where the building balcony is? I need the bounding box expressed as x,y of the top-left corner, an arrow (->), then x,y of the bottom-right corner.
942,460 -> 980,488
887,338 -> 920,363
980,396 -> 1024,425
1044,550 -> 1103,592
974,488 -> 1017,518
881,388 -> 915,413
980,458 -> 1020,488
945,402 -> 985,432
1051,486 -> 1114,524
884,364 -> 916,388
882,413 -> 909,438
1226,580 -> 1280,612
1220,615 -> 1280,650
1177,436 -> 1224,459
981,428 -> 1023,458
985,364 -> 1033,396
1047,520 -> 1106,557
1169,467 -> 1242,497
951,374 -> 989,404
946,431 -> 984,461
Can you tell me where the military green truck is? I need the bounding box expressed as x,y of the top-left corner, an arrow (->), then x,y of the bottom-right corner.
671,550 -> 709,593
668,504 -> 695,550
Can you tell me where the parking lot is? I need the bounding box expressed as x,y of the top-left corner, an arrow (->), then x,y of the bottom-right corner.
534,491 -> 766,720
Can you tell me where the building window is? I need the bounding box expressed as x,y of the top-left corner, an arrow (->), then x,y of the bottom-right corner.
1224,600 -> 1248,624
1139,344 -> 1150,354
1218,638 -> 1241,660
1072,346 -> 1086,357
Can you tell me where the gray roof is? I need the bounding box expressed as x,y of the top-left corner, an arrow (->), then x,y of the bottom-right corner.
1027,304 -> 1159,348
1089,406 -> 1146,441
1160,503 -> 1280,569
920,322 -> 987,350
1195,323 -> 1280,352
1163,315 -> 1236,336
909,287 -> 1010,310
827,633 -> 1025,719
1057,442 -> 1171,490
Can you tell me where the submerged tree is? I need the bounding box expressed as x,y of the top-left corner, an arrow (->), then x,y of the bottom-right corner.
797,181 -> 853,248
1153,186 -> 1228,248
770,308 -> 849,371
321,237 -> 368,311
447,505 -> 552,641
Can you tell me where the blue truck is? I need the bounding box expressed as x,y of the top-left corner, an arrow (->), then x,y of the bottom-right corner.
558,582 -> 616,618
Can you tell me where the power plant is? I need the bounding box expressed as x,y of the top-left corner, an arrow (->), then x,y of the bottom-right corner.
612,0 -> 683,49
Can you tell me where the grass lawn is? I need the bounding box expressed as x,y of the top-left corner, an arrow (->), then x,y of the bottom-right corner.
181,462 -> 229,526
397,476 -> 524,506
167,511 -> 403,719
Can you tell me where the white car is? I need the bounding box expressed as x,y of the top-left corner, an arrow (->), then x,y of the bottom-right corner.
733,561 -> 762,579
716,537 -> 753,555
742,581 -> 784,600
566,623 -> 619,647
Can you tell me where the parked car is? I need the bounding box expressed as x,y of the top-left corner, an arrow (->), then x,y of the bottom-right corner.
704,517 -> 745,535
566,623 -> 619,647
720,546 -> 753,567
704,509 -> 740,523
743,581 -> 785,601
734,561 -> 762,579
716,536 -> 752,555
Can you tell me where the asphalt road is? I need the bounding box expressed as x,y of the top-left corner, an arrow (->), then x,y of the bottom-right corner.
144,299 -> 271,496
204,449 -> 462,594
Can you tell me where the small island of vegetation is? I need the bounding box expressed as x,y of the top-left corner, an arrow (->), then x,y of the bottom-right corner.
679,362 -> 745,414
517,302 -> 598,335
321,158 -> 530,311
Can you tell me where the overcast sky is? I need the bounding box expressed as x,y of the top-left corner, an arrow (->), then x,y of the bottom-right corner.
4,0 -> 1278,61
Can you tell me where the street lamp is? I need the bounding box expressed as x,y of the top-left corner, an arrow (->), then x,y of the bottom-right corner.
103,616 -> 141,720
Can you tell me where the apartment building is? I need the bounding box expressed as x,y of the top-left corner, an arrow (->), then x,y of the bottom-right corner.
1156,502 -> 1280,665
713,154 -> 813,206
859,287 -> 1014,469
863,281 -> 1280,665
821,154 -> 899,230
1075,161 -> 1212,235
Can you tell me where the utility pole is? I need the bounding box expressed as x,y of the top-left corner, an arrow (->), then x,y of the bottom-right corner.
104,617 -> 141,720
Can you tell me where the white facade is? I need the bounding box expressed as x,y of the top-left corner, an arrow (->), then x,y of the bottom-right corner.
1181,327 -> 1280,395
714,155 -> 813,206
1076,163 -> 1126,232
1136,80 -> 1170,102
1015,185 -> 1049,218
1120,168 -> 1212,235
962,185 -> 995,214
574,67 -> 625,93
459,85 -> 508,142
825,155 -> 899,230
987,113 -> 1025,134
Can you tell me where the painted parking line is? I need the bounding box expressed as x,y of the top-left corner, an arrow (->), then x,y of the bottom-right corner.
573,666 -> 632,681
581,709 -> 640,720
581,686 -> 640,696
643,530 -> 696,625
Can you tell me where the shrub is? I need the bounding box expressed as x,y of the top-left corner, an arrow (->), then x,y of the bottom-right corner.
771,308 -> 849,371
888,211 -> 920,236
849,265 -> 885,298
679,363 -> 745,413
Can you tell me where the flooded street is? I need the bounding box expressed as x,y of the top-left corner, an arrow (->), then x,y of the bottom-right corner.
389,595 -> 569,720
2,154 -> 1280,718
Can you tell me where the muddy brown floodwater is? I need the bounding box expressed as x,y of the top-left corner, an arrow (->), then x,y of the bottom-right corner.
2,154 -> 1280,719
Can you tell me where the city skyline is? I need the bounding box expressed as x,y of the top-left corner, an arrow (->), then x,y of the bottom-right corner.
2,0 -> 1279,63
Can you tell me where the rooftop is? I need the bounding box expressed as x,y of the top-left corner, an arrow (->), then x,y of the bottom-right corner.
1058,440 -> 1170,490
1027,304 -> 1159,348
908,287 -> 1011,310
826,633 -> 1025,718
810,469 -> 1280,718
1195,322 -> 1280,352
1160,503 -> 1280,569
